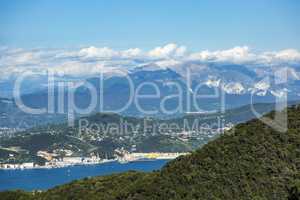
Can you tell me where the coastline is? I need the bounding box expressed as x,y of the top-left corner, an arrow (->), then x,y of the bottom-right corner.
0,158 -> 174,171
0,159 -> 116,170
1,152 -> 188,170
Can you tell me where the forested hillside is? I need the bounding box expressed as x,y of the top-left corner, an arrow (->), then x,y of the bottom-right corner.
2,105 -> 300,199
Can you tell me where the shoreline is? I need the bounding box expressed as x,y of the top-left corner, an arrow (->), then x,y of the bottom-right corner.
0,158 -> 173,171
0,159 -> 116,170
1,152 -> 188,170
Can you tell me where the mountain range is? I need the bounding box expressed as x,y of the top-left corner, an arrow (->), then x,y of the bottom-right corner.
4,65 -> 299,119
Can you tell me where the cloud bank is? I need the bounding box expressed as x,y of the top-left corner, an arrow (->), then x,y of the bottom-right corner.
0,44 -> 300,81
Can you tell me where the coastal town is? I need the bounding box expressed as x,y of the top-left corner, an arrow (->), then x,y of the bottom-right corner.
0,149 -> 189,170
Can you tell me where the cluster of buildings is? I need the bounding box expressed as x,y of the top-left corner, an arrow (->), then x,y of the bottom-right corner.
0,162 -> 36,169
0,127 -> 24,137
0,149 -> 107,170
0,155 -> 107,170
115,148 -> 189,163
35,150 -> 107,168
0,148 -> 190,169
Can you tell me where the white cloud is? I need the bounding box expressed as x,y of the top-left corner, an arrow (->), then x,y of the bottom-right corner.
0,44 -> 300,82
148,43 -> 187,58
0,50 -> 40,66
50,61 -> 128,77
121,48 -> 142,58
78,46 -> 118,58
262,49 -> 300,62
188,46 -> 254,63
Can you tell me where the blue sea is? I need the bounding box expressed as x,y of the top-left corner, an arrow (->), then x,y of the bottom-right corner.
0,160 -> 169,191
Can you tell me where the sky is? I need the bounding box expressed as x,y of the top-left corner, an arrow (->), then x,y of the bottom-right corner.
0,0 -> 299,51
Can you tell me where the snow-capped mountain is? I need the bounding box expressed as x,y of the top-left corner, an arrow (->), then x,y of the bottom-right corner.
11,65 -> 299,118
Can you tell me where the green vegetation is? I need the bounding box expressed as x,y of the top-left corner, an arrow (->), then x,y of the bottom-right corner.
0,113 -> 193,163
1,105 -> 300,199
0,102 -> 287,164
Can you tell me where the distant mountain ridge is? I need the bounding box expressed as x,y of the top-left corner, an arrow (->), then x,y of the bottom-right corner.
0,97 -> 65,129
15,67 -> 300,118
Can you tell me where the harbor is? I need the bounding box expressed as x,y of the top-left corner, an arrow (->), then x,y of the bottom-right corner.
0,151 -> 189,170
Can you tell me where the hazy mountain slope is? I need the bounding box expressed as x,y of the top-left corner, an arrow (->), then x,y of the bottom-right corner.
0,98 -> 66,129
